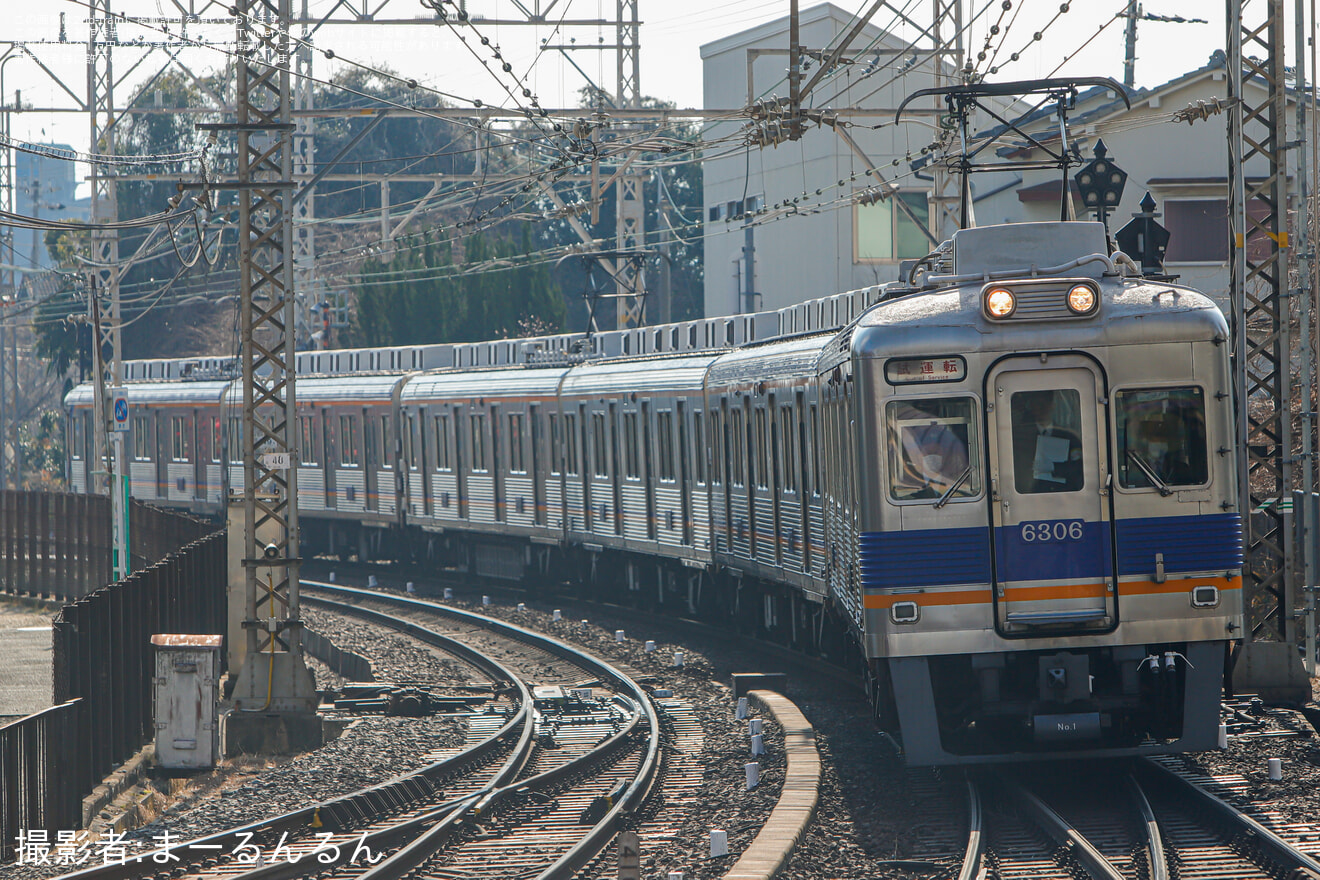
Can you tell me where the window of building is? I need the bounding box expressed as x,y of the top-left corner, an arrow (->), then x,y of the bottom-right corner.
855,191 -> 930,262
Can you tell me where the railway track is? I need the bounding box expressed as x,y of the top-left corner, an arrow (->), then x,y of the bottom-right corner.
56,585 -> 663,880
942,757 -> 1320,880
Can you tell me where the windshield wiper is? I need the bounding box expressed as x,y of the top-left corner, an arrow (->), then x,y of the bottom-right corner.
934,465 -> 973,509
1126,449 -> 1173,496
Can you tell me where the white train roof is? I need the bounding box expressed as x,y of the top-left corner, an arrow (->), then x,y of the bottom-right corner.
401,366 -> 570,402
65,380 -> 233,408
293,373 -> 411,403
559,353 -> 720,397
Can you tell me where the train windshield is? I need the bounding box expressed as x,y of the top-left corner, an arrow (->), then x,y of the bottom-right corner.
1115,387 -> 1209,489
1009,389 -> 1085,494
886,397 -> 980,502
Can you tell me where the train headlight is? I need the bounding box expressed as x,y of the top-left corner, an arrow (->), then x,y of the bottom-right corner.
985,287 -> 1016,318
1066,284 -> 1098,315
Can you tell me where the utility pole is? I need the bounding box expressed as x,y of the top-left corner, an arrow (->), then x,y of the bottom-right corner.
1294,0 -> 1316,677
930,0 -> 965,238
1123,4 -> 1207,91
613,0 -> 647,329
87,0 -> 129,582
1226,0 -> 1310,698
292,0 -> 317,350
220,0 -> 319,750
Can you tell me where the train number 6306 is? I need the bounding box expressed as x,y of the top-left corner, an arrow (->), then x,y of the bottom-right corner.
1020,520 -> 1085,543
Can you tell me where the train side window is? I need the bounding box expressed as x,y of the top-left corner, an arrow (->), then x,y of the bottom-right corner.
657,411 -> 675,481
435,414 -> 451,471
471,413 -> 487,472
1115,387 -> 1208,489
592,412 -> 608,477
171,416 -> 193,462
549,414 -> 561,475
364,412 -> 377,469
778,405 -> 797,493
509,413 -> 525,473
622,412 -> 639,479
299,415 -> 317,465
565,413 -> 579,476
211,417 -> 222,463
692,411 -> 706,484
809,404 -> 821,498
886,396 -> 980,502
340,415 -> 360,467
730,407 -> 746,487
380,416 -> 392,468
133,415 -> 150,459
754,407 -> 769,490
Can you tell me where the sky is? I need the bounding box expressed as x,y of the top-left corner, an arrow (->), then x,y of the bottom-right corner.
0,0 -> 1284,199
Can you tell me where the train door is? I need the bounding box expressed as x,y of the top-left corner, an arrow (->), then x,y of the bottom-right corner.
454,406 -> 467,518
986,359 -> 1116,634
322,408 -> 336,509
364,407 -> 378,511
677,401 -> 693,546
490,405 -> 503,522
642,401 -> 656,540
530,404 -> 545,526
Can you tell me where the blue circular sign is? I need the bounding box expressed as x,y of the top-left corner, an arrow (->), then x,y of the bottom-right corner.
114,398 -> 128,423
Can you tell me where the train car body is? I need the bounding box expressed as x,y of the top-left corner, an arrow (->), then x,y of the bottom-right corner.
65,219 -> 1242,765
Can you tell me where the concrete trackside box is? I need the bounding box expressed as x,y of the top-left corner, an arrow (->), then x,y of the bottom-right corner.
152,634 -> 222,770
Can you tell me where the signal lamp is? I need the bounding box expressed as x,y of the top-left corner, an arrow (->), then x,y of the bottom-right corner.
985,288 -> 1016,318
1067,284 -> 1098,315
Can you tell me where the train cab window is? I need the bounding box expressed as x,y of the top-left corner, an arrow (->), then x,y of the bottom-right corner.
435,414 -> 452,471
71,415 -> 85,460
340,415 -> 360,467
1115,387 -> 1209,490
886,397 -> 980,502
1009,390 -> 1083,493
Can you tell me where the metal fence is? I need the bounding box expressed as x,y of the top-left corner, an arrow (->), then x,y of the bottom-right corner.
0,491 -> 226,862
0,491 -> 213,601
0,700 -> 85,863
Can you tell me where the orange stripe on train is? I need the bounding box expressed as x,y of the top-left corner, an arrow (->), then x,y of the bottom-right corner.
862,576 -> 1242,610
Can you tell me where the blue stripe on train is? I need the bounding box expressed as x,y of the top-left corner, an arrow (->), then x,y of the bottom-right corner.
858,513 -> 1243,590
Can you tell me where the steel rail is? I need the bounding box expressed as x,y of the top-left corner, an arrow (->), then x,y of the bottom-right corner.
993,772 -> 1126,880
1126,773 -> 1168,880
1138,757 -> 1320,880
55,600 -> 535,880
306,583 -> 663,880
957,774 -> 983,880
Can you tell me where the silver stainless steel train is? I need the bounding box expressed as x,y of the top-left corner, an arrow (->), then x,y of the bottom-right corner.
67,219 -> 1243,764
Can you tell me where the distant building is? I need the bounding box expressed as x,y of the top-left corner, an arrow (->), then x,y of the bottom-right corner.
702,9 -> 1304,318
11,145 -> 90,271
700,3 -> 972,317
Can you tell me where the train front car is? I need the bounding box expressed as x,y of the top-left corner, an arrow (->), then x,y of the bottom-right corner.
854,221 -> 1243,764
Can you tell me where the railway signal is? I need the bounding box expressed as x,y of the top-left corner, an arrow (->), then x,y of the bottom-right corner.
1074,140 -> 1128,235
1115,192 -> 1172,276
